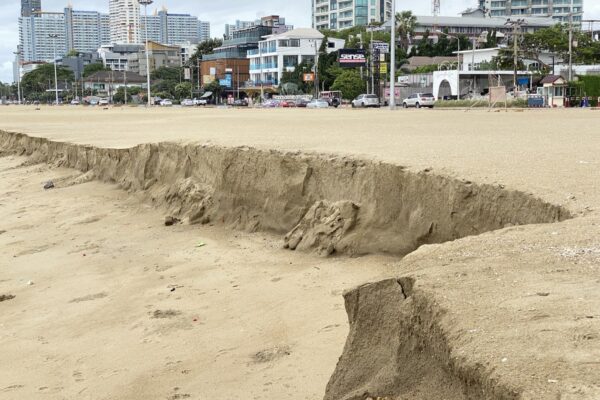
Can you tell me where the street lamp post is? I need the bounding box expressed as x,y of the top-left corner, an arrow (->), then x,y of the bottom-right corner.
48,34 -> 59,105
389,0 -> 396,109
568,0 -> 574,82
13,51 -> 22,104
436,30 -> 461,99
138,0 -> 153,107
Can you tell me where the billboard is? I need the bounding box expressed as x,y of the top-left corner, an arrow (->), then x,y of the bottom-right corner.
371,41 -> 390,54
338,49 -> 367,68
219,72 -> 232,88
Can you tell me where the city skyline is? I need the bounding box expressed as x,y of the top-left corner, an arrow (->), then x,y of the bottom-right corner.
3,0 -> 600,83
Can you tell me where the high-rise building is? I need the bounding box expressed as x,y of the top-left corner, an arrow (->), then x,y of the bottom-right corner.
224,20 -> 256,39
199,21 -> 211,42
481,0 -> 583,25
65,6 -> 111,53
312,0 -> 393,31
19,7 -> 111,63
19,12 -> 67,62
140,9 -> 211,45
109,0 -> 141,44
21,0 -> 42,17
224,16 -> 292,39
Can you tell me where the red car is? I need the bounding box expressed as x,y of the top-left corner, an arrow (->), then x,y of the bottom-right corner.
280,100 -> 297,108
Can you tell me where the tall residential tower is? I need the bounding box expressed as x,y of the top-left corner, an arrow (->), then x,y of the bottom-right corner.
481,0 -> 583,25
21,0 -> 42,17
109,0 -> 141,44
312,0 -> 393,31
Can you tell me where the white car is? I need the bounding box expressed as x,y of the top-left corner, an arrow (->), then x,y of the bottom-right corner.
181,99 -> 194,107
352,94 -> 380,108
193,98 -> 208,106
98,98 -> 109,106
402,93 -> 435,109
160,99 -> 173,107
306,99 -> 329,109
70,100 -> 80,105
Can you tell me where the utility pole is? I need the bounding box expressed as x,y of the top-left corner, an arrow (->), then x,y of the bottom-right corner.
13,51 -> 22,104
314,40 -> 320,99
368,25 -> 375,94
505,19 -> 525,92
389,0 -> 396,109
124,69 -> 128,105
139,0 -> 154,106
568,0 -> 574,81
48,34 -> 60,105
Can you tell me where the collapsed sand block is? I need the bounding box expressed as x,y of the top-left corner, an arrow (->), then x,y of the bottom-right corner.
325,278 -> 521,400
284,200 -> 359,256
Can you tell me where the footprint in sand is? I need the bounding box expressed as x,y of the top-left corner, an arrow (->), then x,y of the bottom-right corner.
72,371 -> 84,383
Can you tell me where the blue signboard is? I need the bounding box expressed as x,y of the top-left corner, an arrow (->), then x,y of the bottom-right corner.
219,73 -> 232,88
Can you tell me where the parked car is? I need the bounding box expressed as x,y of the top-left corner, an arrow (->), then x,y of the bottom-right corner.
306,99 -> 330,109
402,93 -> 435,109
280,100 -> 296,108
181,99 -> 195,107
320,91 -> 342,108
98,99 -> 109,106
70,99 -> 80,105
351,94 -> 380,108
159,99 -> 173,107
295,99 -> 310,108
233,99 -> 248,107
194,98 -> 208,106
262,99 -> 280,108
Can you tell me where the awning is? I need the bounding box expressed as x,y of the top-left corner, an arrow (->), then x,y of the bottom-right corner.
200,91 -> 213,98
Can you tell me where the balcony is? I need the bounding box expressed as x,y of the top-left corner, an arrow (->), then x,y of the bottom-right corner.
241,79 -> 279,88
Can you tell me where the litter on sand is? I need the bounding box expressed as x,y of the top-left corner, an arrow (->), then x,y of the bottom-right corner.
196,242 -> 206,248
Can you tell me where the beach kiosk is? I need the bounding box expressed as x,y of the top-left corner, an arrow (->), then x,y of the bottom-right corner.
540,75 -> 568,107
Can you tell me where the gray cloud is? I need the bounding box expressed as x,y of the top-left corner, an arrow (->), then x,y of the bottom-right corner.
2,0 -> 599,82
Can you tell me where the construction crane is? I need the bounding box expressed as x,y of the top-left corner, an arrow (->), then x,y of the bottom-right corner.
432,0 -> 440,16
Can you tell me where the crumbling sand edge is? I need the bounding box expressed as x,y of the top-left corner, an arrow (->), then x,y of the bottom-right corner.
324,278 -> 522,400
0,130 -> 570,257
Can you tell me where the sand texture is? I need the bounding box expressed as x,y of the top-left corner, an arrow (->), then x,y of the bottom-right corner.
1,106 -> 599,399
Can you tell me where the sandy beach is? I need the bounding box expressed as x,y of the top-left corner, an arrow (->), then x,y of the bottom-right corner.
1,106 -> 599,399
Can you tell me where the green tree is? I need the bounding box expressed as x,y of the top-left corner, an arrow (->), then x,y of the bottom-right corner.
190,38 -> 224,62
396,10 -> 418,51
331,69 -> 366,100
174,82 -> 192,99
280,61 -> 314,94
203,80 -> 224,103
151,66 -> 182,81
83,63 -> 109,78
21,63 -> 75,99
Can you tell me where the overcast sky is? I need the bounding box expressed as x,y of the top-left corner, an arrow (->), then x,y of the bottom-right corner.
2,0 -> 600,82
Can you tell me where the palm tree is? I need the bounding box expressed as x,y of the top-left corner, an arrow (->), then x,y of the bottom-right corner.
395,10 -> 418,51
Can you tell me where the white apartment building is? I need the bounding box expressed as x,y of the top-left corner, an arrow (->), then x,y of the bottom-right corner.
65,7 -> 111,53
98,43 -> 144,71
18,12 -> 67,62
247,28 -> 345,86
482,0 -> 583,24
199,21 -> 211,42
109,0 -> 141,44
312,0 -> 393,31
140,10 -> 211,45
19,7 -> 111,63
